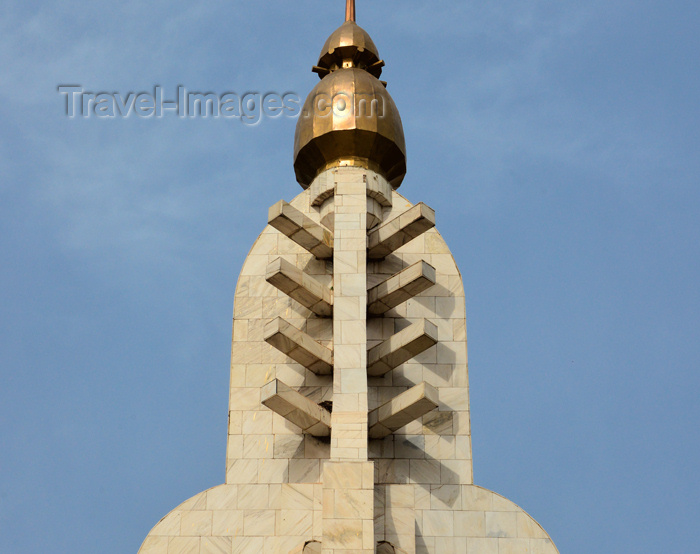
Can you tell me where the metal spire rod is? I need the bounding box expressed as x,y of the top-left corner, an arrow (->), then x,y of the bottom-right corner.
345,0 -> 356,22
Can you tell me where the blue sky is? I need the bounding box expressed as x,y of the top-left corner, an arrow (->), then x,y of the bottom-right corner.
1,1 -> 699,552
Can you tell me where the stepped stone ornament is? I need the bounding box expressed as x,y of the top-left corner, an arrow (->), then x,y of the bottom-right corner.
138,2 -> 560,553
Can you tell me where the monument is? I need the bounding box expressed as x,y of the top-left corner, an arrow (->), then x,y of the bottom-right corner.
138,2 -> 560,552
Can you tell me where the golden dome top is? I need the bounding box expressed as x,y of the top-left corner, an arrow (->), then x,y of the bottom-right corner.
315,21 -> 383,79
294,1 -> 406,189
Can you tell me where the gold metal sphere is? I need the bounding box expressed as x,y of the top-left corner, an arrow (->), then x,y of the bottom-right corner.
293,67 -> 407,189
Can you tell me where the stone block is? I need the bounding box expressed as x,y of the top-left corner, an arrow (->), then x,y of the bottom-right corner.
367,261 -> 436,315
367,319 -> 438,376
266,258 -> 333,316
368,382 -> 439,439
167,537 -> 199,554
261,379 -> 332,437
269,200 -> 334,259
265,317 -> 334,374
367,203 -> 436,259
200,537 -> 232,554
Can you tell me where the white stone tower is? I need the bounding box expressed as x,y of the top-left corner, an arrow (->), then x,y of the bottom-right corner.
138,3 -> 560,553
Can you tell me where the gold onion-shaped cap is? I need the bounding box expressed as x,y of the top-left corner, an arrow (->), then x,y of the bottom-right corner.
293,13 -> 406,189
317,21 -> 382,79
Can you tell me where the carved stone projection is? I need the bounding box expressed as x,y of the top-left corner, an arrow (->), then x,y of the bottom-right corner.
138,2 -> 560,553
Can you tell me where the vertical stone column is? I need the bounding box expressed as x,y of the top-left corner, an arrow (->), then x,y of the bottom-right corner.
321,461 -> 375,553
322,168 -> 375,553
331,170 -> 369,458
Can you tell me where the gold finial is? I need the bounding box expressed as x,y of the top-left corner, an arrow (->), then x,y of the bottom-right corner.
345,0 -> 356,22
294,0 -> 406,189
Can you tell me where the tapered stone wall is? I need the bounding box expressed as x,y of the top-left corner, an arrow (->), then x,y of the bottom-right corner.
138,167 -> 559,554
